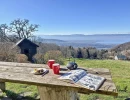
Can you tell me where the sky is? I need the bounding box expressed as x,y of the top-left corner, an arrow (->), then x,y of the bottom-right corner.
0,0 -> 130,35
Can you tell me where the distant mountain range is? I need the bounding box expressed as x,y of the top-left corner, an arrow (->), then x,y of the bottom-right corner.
40,33 -> 130,36
39,34 -> 130,49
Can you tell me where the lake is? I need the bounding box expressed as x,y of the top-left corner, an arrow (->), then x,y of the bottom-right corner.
39,34 -> 130,49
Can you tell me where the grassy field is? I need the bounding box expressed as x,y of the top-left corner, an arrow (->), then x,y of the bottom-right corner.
1,59 -> 130,100
76,59 -> 130,100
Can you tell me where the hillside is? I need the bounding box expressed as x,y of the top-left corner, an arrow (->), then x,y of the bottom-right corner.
111,41 -> 130,52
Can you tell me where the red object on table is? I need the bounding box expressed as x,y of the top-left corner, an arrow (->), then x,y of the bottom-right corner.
47,60 -> 55,69
52,63 -> 60,74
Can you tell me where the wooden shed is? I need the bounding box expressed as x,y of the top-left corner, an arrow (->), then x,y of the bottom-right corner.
13,38 -> 39,62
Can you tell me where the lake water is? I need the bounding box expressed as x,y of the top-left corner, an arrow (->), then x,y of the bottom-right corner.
40,34 -> 130,49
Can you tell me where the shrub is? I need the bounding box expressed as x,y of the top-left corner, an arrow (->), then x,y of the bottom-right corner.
0,42 -> 19,62
15,54 -> 29,63
33,53 -> 44,64
44,50 -> 64,65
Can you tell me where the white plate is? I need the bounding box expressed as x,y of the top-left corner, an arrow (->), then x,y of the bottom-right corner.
31,68 -> 47,75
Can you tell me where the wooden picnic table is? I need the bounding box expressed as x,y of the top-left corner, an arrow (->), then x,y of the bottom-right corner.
0,61 -> 118,100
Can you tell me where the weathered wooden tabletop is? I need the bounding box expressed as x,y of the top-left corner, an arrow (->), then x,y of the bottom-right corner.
0,61 -> 118,96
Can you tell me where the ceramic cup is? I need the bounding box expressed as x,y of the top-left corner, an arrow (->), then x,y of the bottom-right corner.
47,60 -> 55,69
52,63 -> 60,74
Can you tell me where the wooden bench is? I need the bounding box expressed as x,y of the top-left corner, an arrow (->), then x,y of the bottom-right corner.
0,61 -> 118,100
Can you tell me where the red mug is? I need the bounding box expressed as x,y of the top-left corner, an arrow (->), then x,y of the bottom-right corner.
47,60 -> 55,69
52,63 -> 60,74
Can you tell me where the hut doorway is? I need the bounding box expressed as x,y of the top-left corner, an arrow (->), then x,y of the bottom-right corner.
24,49 -> 29,55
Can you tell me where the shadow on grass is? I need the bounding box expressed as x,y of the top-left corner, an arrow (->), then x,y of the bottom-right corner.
3,90 -> 39,100
125,98 -> 130,100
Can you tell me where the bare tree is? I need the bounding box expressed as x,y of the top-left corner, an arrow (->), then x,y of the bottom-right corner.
9,19 -> 39,39
0,24 -> 11,42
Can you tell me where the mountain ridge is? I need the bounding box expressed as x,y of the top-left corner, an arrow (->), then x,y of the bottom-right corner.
111,41 -> 130,51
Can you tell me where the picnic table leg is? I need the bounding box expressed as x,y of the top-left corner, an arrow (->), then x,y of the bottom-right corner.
0,80 -> 5,91
37,86 -> 79,100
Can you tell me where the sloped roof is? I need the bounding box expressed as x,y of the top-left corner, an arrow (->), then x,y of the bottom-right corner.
12,38 -> 39,48
116,54 -> 127,59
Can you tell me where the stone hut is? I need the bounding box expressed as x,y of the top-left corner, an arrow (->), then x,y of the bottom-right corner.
13,38 -> 39,62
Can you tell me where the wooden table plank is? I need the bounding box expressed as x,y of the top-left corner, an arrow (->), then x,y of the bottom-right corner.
0,61 -> 46,68
0,61 -> 118,96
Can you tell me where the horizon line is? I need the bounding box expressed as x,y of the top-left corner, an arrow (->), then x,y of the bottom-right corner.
38,33 -> 130,36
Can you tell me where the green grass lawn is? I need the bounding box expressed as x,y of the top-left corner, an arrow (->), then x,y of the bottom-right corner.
75,59 -> 130,100
1,59 -> 130,100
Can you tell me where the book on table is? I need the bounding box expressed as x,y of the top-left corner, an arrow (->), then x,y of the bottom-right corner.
58,69 -> 106,91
